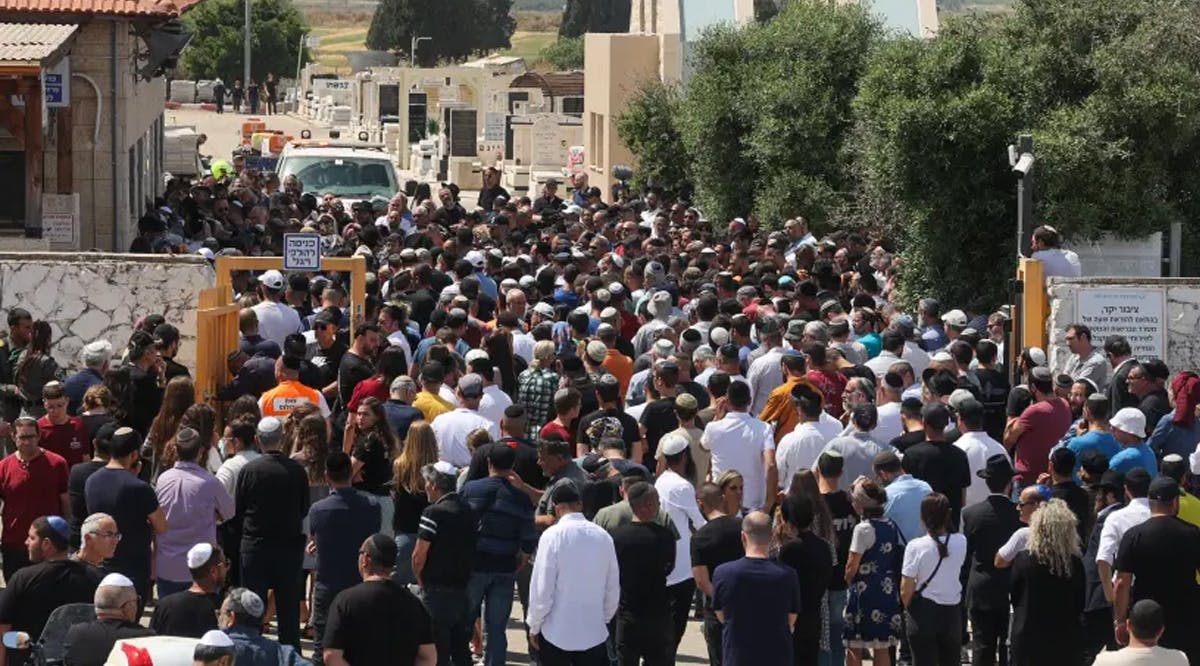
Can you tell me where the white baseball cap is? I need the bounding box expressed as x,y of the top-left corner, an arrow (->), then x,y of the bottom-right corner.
257,269 -> 285,291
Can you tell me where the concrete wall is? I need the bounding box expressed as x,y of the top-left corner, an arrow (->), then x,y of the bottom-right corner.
0,253 -> 215,372
1047,277 -> 1200,377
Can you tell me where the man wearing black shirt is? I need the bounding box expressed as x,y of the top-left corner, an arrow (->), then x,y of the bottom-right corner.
336,325 -> 379,413
1048,448 -> 1091,543
150,543 -> 224,639
639,361 -> 681,468
478,167 -> 509,212
962,454 -> 1021,666
63,572 -> 154,666
817,451 -> 857,666
84,427 -> 166,617
531,179 -> 565,218
611,483 -> 676,666
690,483 -> 745,666
124,331 -> 163,436
310,310 -> 348,402
465,406 -> 545,489
888,397 -> 927,453
413,462 -> 477,666
323,534 -> 436,666
68,422 -> 115,549
1129,360 -> 1171,438
577,376 -> 642,457
1114,476 -> 1200,665
234,416 -> 310,649
0,516 -> 103,666
902,403 -> 971,527
153,324 -> 190,381
307,452 -> 380,664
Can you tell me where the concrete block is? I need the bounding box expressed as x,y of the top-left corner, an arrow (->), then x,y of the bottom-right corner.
195,80 -> 216,103
168,80 -> 196,103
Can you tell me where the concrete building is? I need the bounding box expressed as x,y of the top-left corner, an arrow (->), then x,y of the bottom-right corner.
583,0 -> 754,199
583,0 -> 938,199
0,0 -> 202,252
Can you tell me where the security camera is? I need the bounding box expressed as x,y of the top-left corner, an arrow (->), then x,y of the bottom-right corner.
1012,153 -> 1034,178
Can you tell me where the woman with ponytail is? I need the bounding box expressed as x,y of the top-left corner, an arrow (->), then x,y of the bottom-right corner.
899,493 -> 967,666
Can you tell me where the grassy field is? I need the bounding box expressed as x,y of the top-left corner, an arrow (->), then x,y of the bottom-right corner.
305,10 -> 560,74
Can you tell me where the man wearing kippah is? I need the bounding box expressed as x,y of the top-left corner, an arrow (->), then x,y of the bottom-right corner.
63,573 -> 154,666
0,515 -> 103,666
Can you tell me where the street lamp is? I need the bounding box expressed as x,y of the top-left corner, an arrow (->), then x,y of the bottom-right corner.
410,35 -> 431,67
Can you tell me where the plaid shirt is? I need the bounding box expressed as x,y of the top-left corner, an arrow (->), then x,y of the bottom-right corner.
517,367 -> 560,434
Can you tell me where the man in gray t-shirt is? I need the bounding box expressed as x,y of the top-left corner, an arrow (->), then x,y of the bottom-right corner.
821,405 -> 895,490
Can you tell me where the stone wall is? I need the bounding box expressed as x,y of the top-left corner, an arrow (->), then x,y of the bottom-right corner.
1047,277 -> 1200,375
0,253 -> 215,373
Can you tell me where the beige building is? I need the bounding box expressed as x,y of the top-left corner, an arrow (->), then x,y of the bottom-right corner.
583,0 -> 937,200
0,0 -> 200,252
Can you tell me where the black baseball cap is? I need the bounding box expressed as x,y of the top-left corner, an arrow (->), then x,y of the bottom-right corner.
1148,476 -> 1181,502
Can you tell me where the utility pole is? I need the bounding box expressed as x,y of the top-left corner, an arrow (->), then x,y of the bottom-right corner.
243,0 -> 251,87
410,35 -> 431,67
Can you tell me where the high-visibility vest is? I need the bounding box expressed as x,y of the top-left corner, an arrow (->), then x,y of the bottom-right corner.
259,380 -> 321,418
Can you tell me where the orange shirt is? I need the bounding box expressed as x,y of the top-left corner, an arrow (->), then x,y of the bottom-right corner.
602,348 -> 634,396
758,376 -> 822,443
259,380 -> 324,419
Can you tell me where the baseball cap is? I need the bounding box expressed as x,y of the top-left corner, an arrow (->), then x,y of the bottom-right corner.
465,250 -> 485,268
257,269 -> 285,291
532,302 -> 555,318
1148,476 -> 1181,502
457,373 -> 484,398
941,309 -> 968,327
1110,407 -> 1146,437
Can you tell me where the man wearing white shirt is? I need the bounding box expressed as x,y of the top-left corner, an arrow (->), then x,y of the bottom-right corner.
869,372 -> 906,445
250,270 -> 303,350
379,304 -> 414,369
865,330 -> 906,378
701,381 -> 777,511
746,316 -> 785,416
469,357 -> 512,425
776,385 -> 829,489
654,434 -> 707,659
431,374 -> 500,467
528,483 -> 620,664
953,398 -> 1011,507
1096,468 -> 1152,603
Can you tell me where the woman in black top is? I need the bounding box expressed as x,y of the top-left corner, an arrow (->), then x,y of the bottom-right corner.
1009,499 -> 1086,666
391,420 -> 436,584
347,397 -> 397,495
778,494 -> 835,666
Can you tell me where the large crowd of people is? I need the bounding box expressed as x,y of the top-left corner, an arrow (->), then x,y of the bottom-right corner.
0,165 -> 1195,666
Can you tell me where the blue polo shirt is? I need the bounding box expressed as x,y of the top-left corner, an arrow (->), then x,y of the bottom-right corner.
308,488 -> 382,590
883,474 -> 933,542
1108,443 -> 1159,479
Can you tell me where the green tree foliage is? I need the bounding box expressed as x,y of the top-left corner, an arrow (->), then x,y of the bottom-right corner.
180,0 -> 308,83
367,0 -> 515,64
682,0 -> 881,225
539,37 -> 584,70
559,0 -> 631,38
855,0 -> 1200,309
616,81 -> 691,198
